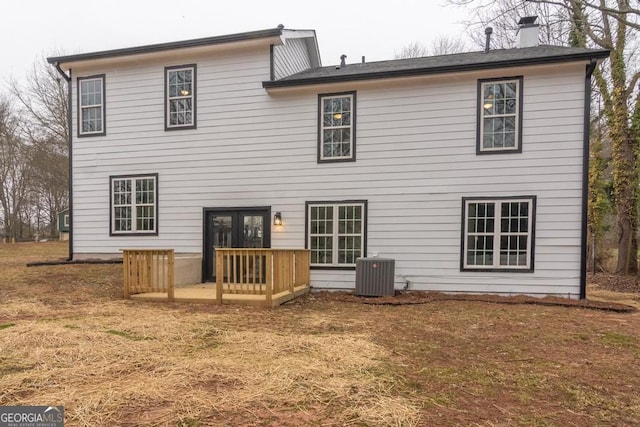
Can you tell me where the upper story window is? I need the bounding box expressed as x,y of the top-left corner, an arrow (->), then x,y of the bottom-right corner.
318,92 -> 356,162
165,64 -> 196,130
307,201 -> 367,268
477,77 -> 523,154
461,196 -> 535,272
78,75 -> 105,137
110,174 -> 158,235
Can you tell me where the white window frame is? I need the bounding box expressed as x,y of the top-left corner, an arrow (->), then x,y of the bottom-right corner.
63,214 -> 69,228
318,92 -> 356,162
110,175 -> 158,235
165,65 -> 196,129
78,75 -> 105,136
462,197 -> 535,271
478,77 -> 522,153
307,201 -> 366,267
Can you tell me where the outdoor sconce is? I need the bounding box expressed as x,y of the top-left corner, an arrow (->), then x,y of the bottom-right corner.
273,212 -> 283,226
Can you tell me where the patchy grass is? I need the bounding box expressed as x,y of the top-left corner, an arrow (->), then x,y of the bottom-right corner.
0,241 -> 639,426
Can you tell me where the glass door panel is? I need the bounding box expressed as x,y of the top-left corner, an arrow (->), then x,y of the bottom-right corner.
210,214 -> 233,280
242,215 -> 264,248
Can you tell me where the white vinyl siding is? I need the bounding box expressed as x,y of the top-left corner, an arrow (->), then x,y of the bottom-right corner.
70,47 -> 586,297
273,38 -> 311,79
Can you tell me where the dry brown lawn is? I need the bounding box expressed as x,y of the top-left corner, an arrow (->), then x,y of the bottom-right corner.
1,241 -> 639,426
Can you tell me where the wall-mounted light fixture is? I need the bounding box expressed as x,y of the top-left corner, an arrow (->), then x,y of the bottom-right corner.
273,212 -> 283,226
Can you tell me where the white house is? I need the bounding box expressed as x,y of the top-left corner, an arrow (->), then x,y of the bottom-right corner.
48,19 -> 608,298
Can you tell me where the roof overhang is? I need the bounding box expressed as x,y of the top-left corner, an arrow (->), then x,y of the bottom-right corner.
48,28 -> 285,70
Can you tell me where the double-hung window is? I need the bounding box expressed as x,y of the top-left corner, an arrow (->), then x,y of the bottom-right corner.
307,201 -> 367,267
462,196 -> 535,271
318,92 -> 356,162
165,64 -> 196,129
110,174 -> 158,235
477,77 -> 523,153
78,75 -> 105,136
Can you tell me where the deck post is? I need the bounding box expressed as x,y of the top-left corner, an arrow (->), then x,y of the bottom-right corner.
123,250 -> 130,299
146,251 -> 153,291
290,251 -> 296,293
265,251 -> 273,307
216,251 -> 223,305
167,249 -> 175,301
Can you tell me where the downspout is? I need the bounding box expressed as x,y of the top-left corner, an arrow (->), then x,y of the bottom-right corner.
580,58 -> 597,299
51,63 -> 73,261
269,44 -> 275,81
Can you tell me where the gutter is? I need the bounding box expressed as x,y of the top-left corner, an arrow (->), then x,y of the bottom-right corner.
580,58 -> 598,299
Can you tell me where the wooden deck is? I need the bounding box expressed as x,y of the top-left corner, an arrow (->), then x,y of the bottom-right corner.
122,248 -> 310,307
130,283 -> 310,307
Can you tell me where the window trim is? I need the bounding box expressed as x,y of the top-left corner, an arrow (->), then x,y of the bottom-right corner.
317,91 -> 357,163
109,173 -> 159,236
476,76 -> 523,155
77,74 -> 106,137
460,195 -> 536,272
165,64 -> 197,131
305,200 -> 367,269
63,214 -> 70,228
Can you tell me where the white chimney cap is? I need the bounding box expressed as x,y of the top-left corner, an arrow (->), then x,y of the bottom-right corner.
517,16 -> 539,48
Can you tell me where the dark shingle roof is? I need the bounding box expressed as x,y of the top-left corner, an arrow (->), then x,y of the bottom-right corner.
263,45 -> 609,88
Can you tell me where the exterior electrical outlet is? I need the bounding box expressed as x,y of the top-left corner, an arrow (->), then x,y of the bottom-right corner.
355,258 -> 395,297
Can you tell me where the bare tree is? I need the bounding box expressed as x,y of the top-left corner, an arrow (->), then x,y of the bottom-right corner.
395,35 -> 470,59
0,97 -> 33,240
449,0 -> 573,48
9,54 -> 69,237
430,35 -> 469,54
394,41 -> 429,59
9,54 -> 68,144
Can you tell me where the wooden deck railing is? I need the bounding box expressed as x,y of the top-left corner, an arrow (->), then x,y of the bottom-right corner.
215,249 -> 310,305
122,249 -> 174,300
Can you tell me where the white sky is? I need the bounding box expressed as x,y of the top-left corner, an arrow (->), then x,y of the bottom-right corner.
0,0 -> 475,86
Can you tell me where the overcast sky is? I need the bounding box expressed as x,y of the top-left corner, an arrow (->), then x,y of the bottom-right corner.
1,0 -> 477,86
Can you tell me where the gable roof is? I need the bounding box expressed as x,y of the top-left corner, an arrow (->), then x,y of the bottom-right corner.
263,45 -> 609,88
48,27 -> 320,67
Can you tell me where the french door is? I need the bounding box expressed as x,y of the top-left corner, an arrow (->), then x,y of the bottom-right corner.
203,208 -> 270,282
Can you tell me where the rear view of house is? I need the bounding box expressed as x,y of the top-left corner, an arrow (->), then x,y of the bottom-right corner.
48,18 -> 608,298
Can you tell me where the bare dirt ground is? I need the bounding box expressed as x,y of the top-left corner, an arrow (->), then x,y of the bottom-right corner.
1,242 -> 639,426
